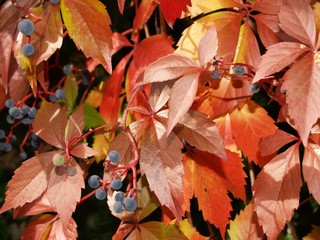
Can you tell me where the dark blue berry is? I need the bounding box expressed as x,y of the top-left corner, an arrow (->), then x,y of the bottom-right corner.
22,117 -> 34,125
0,130 -> 5,139
28,107 -> 37,118
232,65 -> 246,75
110,179 -> 122,190
22,44 -> 35,57
5,99 -> 14,109
63,64 -> 72,75
19,152 -> 28,160
49,95 -> 57,103
211,69 -> 220,79
250,83 -> 260,94
95,189 -> 107,200
50,0 -> 60,4
123,198 -> 137,212
6,115 -> 15,124
108,150 -> 120,163
113,201 -> 124,213
88,175 -> 100,188
55,89 -> 65,100
21,105 -> 29,115
67,166 -> 77,176
9,107 -> 20,118
18,19 -> 34,36
114,192 -> 125,202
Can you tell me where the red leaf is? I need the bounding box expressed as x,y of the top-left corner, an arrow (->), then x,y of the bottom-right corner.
117,0 -> 126,14
112,223 -> 135,240
159,0 -> 191,27
140,120 -> 184,220
111,32 -> 133,55
253,14 -> 282,47
0,151 -> 56,214
279,0 -> 316,47
100,53 -> 131,123
60,0 -> 113,73
198,26 -> 218,66
282,53 -> 320,145
253,144 -> 302,239
141,54 -> 198,84
70,143 -> 97,158
48,217 -> 78,239
259,129 -> 299,156
228,200 -> 264,240
229,100 -> 277,165
133,0 -> 158,31
47,162 -> 84,227
159,109 -> 227,159
182,148 -> 246,235
14,190 -> 56,218
65,105 -> 84,141
21,214 -> 57,240
149,81 -> 174,113
303,143 -> 320,204
252,42 -> 309,83
167,72 -> 200,135
33,101 -> 67,149
253,0 -> 281,14
0,26 -> 17,93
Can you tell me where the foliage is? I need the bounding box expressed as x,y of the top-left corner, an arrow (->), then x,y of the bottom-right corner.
0,0 -> 320,239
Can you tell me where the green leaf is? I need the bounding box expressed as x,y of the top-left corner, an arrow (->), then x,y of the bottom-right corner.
84,103 -> 106,130
63,74 -> 78,114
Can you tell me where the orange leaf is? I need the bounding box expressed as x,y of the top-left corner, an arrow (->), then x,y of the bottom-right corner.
228,200 -> 264,240
21,214 -> 57,240
253,143 -> 302,239
159,0 -> 191,28
182,148 -> 246,235
230,100 -> 277,165
61,0 -> 113,73
133,0 -> 158,31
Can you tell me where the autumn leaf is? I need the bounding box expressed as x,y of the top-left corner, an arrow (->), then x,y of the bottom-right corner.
133,0 -> 158,31
253,143 -> 302,239
182,148 -> 246,235
171,219 -> 209,240
0,151 -> 56,214
282,53 -> 320,145
157,109 -> 227,159
228,201 -> 264,240
141,26 -> 218,134
47,162 -> 84,227
279,0 -> 316,48
140,119 -> 184,220
302,143 -> 320,204
229,100 -> 277,165
21,214 -> 57,240
159,0 -> 191,28
127,222 -> 187,239
61,0 -> 113,73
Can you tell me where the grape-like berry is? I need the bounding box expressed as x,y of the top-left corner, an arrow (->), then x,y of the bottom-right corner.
110,179 -> 122,190
95,189 -> 107,200
232,65 -> 245,75
108,150 -> 120,163
67,166 -> 77,176
19,152 -> 28,160
0,130 -> 5,139
6,115 -> 15,124
22,117 -> 34,125
88,175 -> 100,188
63,64 -> 72,75
21,105 -> 29,115
50,0 -> 60,4
123,197 -> 137,212
28,107 -> 37,118
113,201 -> 124,213
22,44 -> 35,57
55,89 -> 65,100
18,19 -> 34,36
5,99 -> 14,109
9,107 -> 21,118
49,95 -> 57,103
280,89 -> 286,94
210,69 -> 220,79
114,192 -> 125,202
250,83 -> 260,94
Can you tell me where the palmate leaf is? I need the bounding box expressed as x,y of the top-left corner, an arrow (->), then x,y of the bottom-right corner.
182,148 -> 246,235
228,200 -> 264,240
159,0 -> 191,28
61,0 -> 113,73
140,120 -> 184,220
253,143 -> 302,239
0,151 -> 56,214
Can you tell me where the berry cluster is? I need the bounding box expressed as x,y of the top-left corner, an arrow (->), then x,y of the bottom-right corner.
18,19 -> 35,57
0,130 -> 12,153
113,191 -> 137,213
5,99 -> 37,125
48,89 -> 66,103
